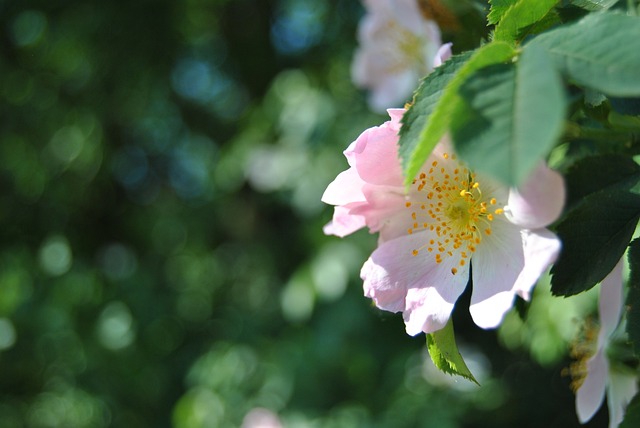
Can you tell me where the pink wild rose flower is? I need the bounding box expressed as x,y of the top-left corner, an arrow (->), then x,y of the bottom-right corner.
574,258 -> 638,428
352,0 -> 450,112
322,109 -> 565,335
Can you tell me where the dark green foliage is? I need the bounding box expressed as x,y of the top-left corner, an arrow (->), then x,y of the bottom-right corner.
551,190 -> 640,296
621,391 -> 640,428
627,239 -> 640,357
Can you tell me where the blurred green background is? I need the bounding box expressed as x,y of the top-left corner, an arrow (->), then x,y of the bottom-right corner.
0,0 -> 609,426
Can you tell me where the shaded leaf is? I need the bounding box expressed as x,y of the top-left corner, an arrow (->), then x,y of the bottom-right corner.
569,0 -> 619,11
627,239 -> 640,357
620,391 -> 640,428
527,12 -> 640,96
550,190 -> 640,296
563,154 -> 640,208
399,42 -> 516,186
452,45 -> 565,186
426,318 -> 479,384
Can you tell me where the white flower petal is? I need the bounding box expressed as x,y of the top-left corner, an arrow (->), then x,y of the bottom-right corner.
599,258 -> 624,336
361,231 -> 469,334
513,229 -> 561,301
469,219 -> 524,329
576,349 -> 608,423
607,370 -> 639,428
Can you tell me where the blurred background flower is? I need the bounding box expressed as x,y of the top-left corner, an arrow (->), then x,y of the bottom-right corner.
0,0 -> 610,427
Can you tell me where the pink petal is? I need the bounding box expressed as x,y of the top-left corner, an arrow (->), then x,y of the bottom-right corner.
513,229 -> 562,301
433,43 -> 453,67
351,184 -> 407,236
403,272 -> 469,335
505,163 -> 565,229
599,258 -> 624,336
361,232 -> 469,335
321,168 -> 366,206
323,204 -> 367,237
353,123 -> 405,186
576,349 -> 608,423
469,219 -> 524,329
387,108 -> 406,131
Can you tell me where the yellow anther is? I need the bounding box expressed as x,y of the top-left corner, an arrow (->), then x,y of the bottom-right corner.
451,267 -> 457,275
405,201 -> 412,207
459,259 -> 465,266
495,208 -> 504,215
490,198 -> 497,205
473,182 -> 480,189
419,172 -> 426,180
432,161 -> 438,167
408,229 -> 413,234
487,214 -> 494,221
412,249 -> 419,256
411,212 -> 417,220
443,153 -> 449,159
485,228 -> 492,235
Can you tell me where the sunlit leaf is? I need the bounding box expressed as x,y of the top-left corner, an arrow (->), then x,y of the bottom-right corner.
426,318 -> 479,384
452,45 -> 565,186
399,52 -> 471,175
487,0 -> 518,25
493,0 -> 559,44
527,12 -> 640,96
399,42 -> 517,186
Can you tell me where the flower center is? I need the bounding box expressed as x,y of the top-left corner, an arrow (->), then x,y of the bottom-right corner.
405,152 -> 504,275
383,20 -> 428,74
565,318 -> 599,392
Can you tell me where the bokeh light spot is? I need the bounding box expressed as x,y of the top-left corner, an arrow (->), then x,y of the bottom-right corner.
97,243 -> 138,280
10,10 -> 47,47
38,235 -> 73,277
97,301 -> 135,350
0,318 -> 17,350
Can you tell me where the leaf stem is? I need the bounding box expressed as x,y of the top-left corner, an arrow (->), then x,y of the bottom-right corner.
564,122 -> 635,144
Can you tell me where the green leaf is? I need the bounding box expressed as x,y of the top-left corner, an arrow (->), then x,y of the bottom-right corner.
399,42 -> 517,186
493,0 -> 559,44
564,154 -> 640,208
550,190 -> 640,296
452,45 -> 565,186
426,318 -> 479,385
569,0 -> 619,11
527,12 -> 640,96
399,52 -> 471,174
627,239 -> 640,357
620,391 -> 640,428
487,0 -> 518,25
